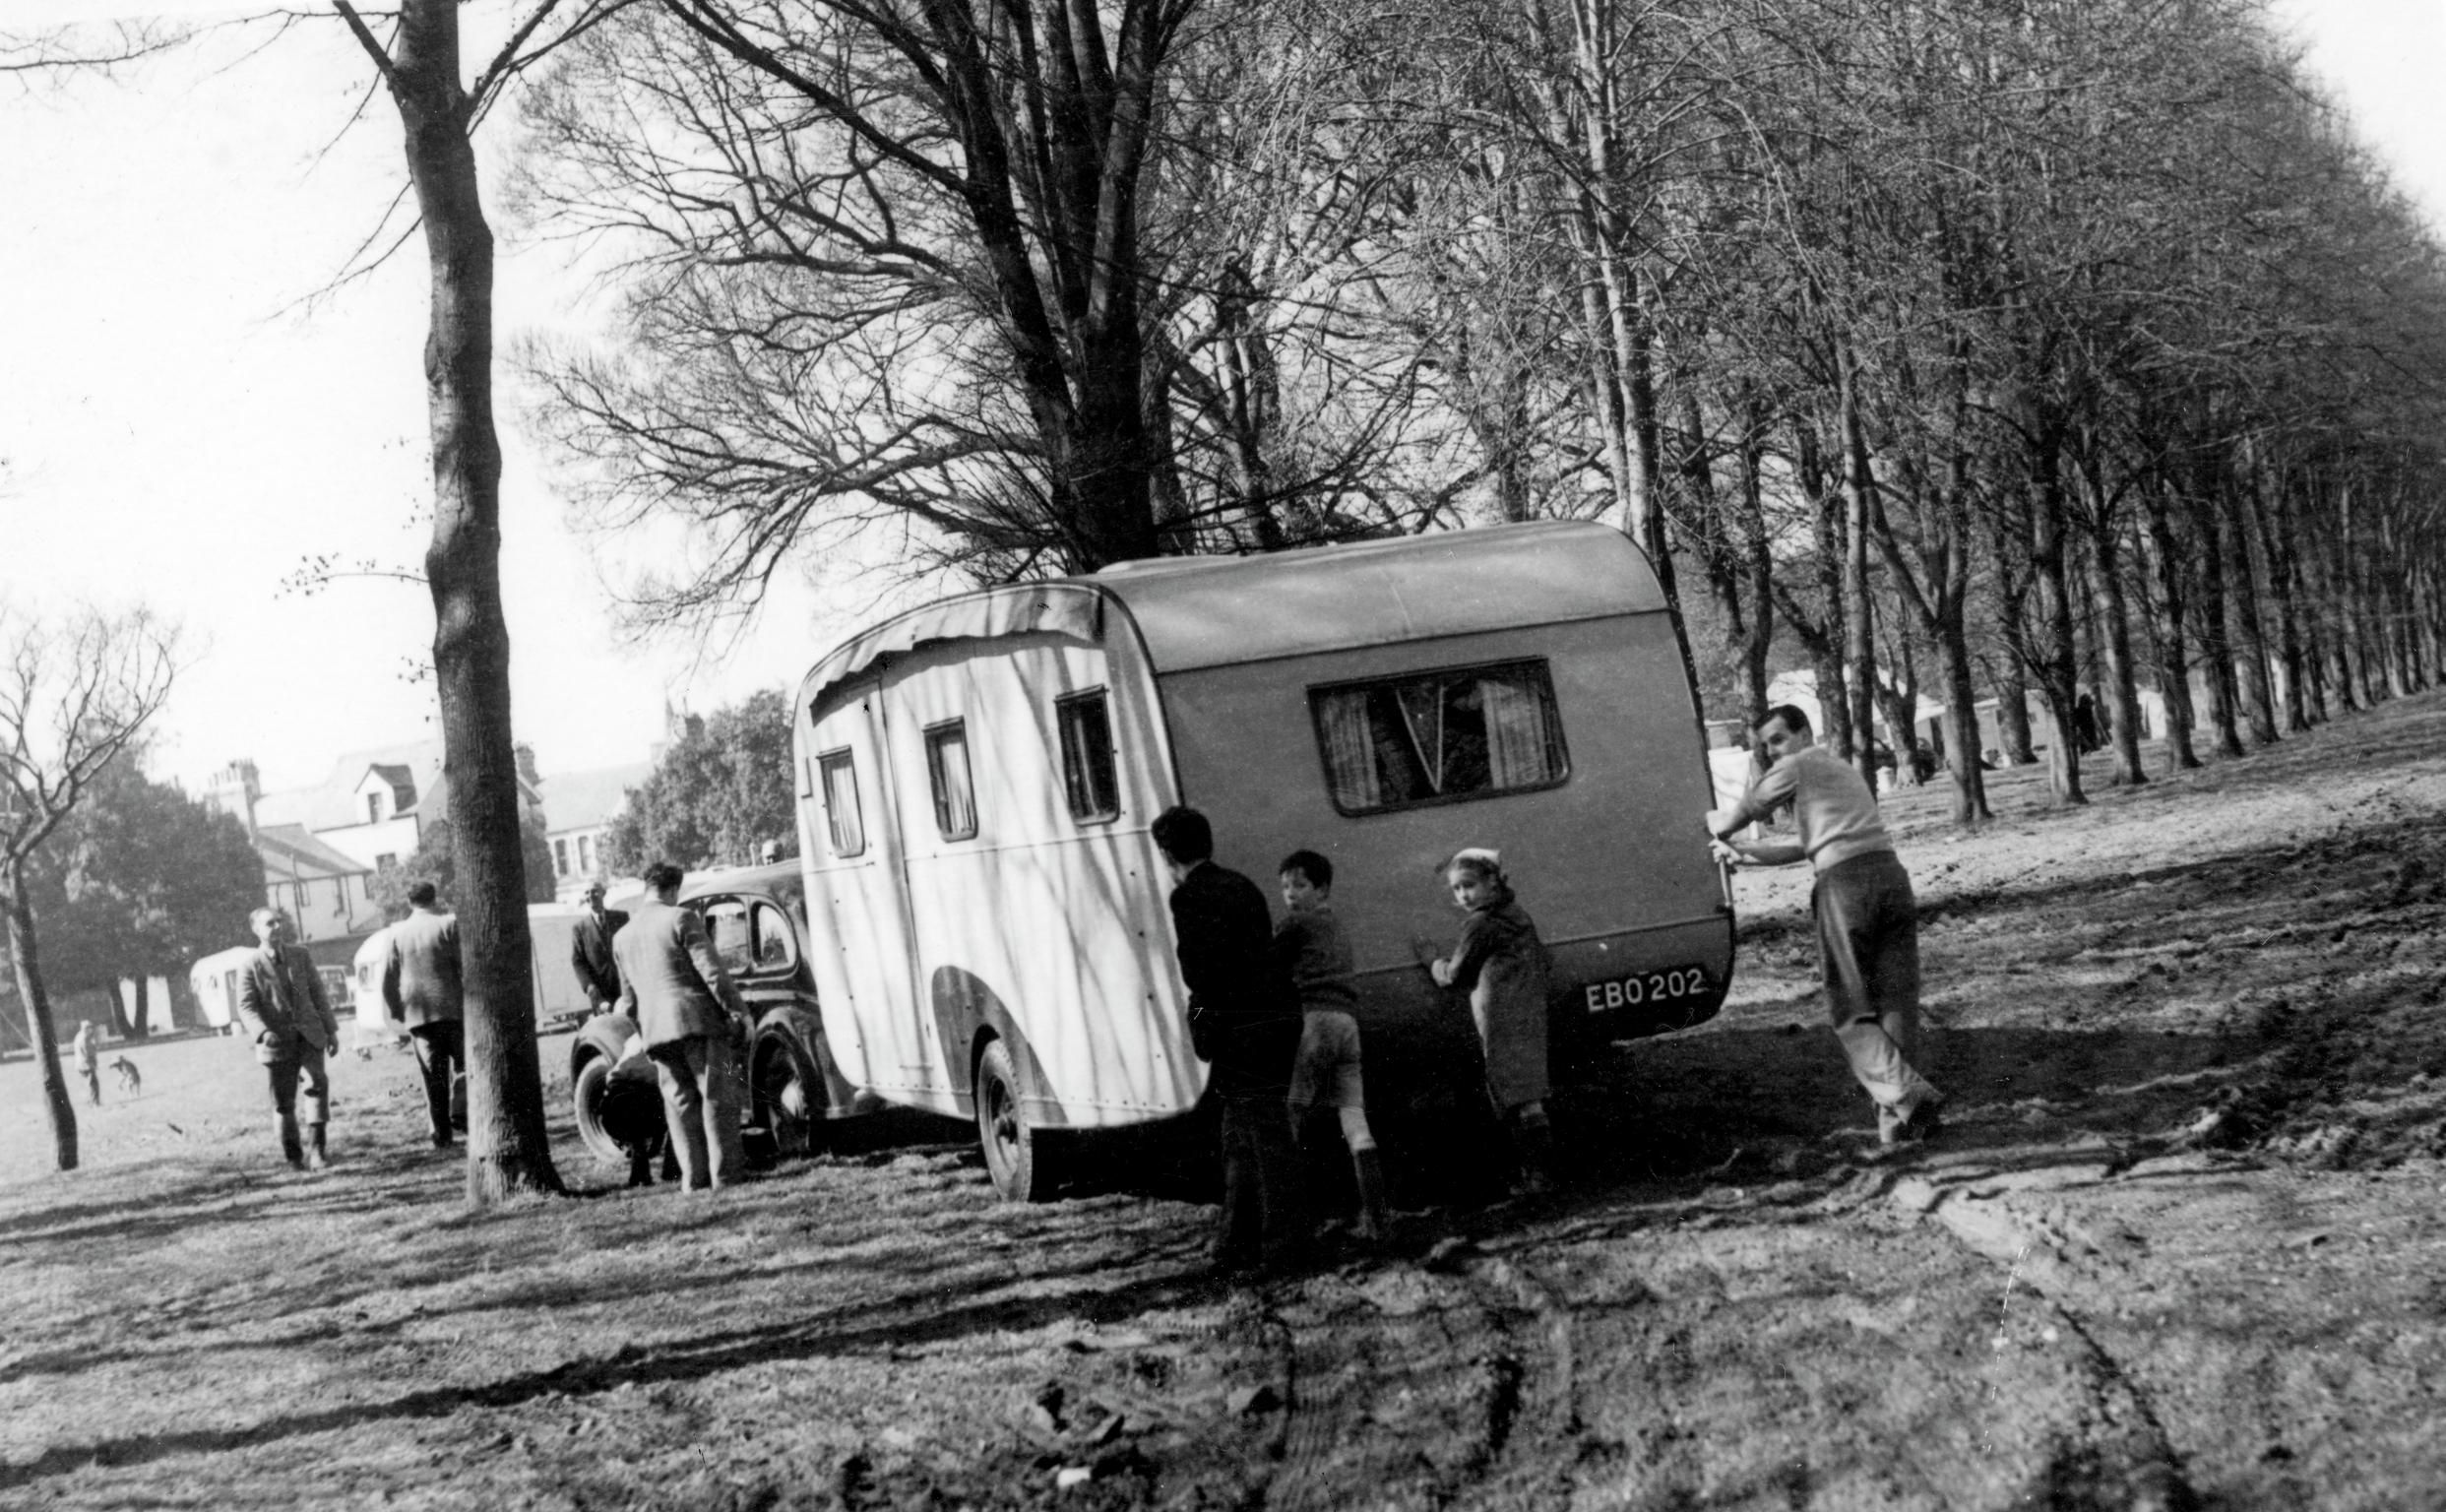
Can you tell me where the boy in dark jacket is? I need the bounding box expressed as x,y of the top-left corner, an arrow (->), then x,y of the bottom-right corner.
1153,806 -> 1305,1276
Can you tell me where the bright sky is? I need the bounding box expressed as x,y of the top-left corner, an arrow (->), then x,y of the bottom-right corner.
0,0 -> 2439,800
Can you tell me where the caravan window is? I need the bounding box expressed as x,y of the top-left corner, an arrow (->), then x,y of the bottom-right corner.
1055,690 -> 1120,823
1308,660 -> 1569,814
924,721 -> 979,841
818,749 -> 865,857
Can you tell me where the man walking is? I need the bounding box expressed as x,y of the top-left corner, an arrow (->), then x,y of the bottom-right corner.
1708,704 -> 1942,1146
1152,806 -> 1307,1276
612,862 -> 747,1190
570,879 -> 627,1015
381,880 -> 465,1149
234,908 -> 342,1170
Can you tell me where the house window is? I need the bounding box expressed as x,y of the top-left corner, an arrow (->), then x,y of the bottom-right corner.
367,793 -> 383,824
552,839 -> 569,876
292,882 -> 308,914
1055,690 -> 1120,823
923,721 -> 978,841
1308,660 -> 1568,815
818,749 -> 865,857
334,878 -> 347,912
578,834 -> 595,873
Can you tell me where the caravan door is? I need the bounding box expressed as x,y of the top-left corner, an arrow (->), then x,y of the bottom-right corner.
803,679 -> 937,1108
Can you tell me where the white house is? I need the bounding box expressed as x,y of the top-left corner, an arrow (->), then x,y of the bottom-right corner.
536,761 -> 652,902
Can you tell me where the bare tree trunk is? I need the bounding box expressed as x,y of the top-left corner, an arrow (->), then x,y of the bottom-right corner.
2247,470 -> 2309,733
2224,479 -> 2280,744
350,0 -> 562,1203
1838,357 -> 1879,790
2028,438 -> 2087,805
2188,486 -> 2247,757
4,861 -> 76,1171
2085,515 -> 2148,787
2139,479 -> 2200,770
1993,658 -> 2036,766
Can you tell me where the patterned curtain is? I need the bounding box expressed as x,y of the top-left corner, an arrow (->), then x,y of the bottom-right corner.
1316,690 -> 1383,809
1480,673 -> 1553,788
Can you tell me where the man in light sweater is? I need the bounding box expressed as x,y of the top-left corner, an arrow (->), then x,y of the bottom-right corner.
1707,704 -> 1942,1146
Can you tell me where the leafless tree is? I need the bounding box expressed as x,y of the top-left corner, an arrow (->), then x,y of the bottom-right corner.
332,0 -> 634,1204
0,604 -> 178,1173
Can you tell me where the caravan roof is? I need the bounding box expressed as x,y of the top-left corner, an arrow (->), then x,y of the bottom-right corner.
799,521 -> 1661,712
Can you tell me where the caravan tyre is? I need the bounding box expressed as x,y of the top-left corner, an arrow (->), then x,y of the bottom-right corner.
974,1037 -> 1055,1202
572,1055 -> 625,1165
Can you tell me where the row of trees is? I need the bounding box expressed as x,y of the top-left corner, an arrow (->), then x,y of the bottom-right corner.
508,0 -> 2446,831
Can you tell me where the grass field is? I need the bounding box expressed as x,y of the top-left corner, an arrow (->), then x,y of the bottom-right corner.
11,697 -> 2446,1509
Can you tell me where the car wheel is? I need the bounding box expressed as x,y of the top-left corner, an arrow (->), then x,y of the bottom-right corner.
573,1054 -> 625,1165
750,1034 -> 819,1164
974,1037 -> 1057,1203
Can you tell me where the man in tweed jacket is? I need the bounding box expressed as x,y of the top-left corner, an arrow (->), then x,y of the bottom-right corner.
234,907 -> 342,1169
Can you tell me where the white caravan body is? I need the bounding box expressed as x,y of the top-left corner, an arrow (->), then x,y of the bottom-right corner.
792,522 -> 1734,1141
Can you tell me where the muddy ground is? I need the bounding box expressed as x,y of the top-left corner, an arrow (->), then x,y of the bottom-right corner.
9,697 -> 2446,1510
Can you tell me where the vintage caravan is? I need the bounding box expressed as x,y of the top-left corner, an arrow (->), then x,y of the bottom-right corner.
189,945 -> 258,1030
792,521 -> 1734,1199
350,926 -> 398,1039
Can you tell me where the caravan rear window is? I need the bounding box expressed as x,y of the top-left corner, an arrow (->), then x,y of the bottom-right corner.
924,720 -> 979,841
1056,689 -> 1120,823
1309,660 -> 1569,814
817,749 -> 865,857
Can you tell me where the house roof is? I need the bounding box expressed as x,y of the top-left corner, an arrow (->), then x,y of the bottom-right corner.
254,824 -> 372,879
255,741 -> 445,831
539,762 -> 654,835
253,740 -> 539,832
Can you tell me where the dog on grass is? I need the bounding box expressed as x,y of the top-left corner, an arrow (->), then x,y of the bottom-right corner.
109,1056 -> 141,1097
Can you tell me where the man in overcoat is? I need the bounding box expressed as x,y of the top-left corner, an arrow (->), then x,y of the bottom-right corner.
570,878 -> 627,1014
381,879 -> 465,1149
612,861 -> 748,1190
234,907 -> 342,1169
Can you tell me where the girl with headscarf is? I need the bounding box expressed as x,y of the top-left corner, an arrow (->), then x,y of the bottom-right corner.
1427,847 -> 1557,1194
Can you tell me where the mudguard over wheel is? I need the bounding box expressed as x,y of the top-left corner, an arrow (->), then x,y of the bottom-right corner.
974,1037 -> 1059,1202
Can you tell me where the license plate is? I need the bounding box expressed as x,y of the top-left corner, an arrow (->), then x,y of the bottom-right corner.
1581,966 -> 1712,1014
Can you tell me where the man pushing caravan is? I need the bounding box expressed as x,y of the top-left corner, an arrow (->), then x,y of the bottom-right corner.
1707,703 -> 1942,1147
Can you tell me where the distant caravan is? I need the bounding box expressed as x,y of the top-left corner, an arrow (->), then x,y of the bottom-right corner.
790,521 -> 1734,1200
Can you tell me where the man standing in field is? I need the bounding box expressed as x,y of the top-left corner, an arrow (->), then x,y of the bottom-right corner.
613,862 -> 748,1190
570,879 -> 627,1015
1707,704 -> 1942,1147
1152,806 -> 1307,1276
234,908 -> 343,1170
381,880 -> 465,1150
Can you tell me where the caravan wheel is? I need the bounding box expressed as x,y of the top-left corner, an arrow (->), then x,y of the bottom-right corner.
973,1038 -> 1056,1202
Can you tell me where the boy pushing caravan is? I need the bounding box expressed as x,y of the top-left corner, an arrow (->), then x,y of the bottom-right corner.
1275,850 -> 1392,1243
